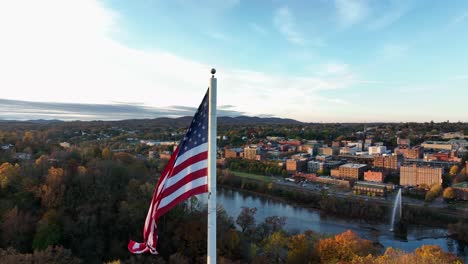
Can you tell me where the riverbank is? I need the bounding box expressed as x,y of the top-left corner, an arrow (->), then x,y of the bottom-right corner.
218,173 -> 467,228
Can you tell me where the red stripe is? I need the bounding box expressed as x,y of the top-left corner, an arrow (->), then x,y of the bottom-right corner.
170,151 -> 208,176
156,184 -> 208,217
143,147 -> 179,241
161,168 -> 207,198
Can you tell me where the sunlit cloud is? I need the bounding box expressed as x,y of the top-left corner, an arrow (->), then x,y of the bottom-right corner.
0,0 -> 362,122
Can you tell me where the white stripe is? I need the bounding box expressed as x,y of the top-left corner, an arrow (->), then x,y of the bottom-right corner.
131,243 -> 148,254
174,143 -> 208,167
165,160 -> 207,188
158,176 -> 207,209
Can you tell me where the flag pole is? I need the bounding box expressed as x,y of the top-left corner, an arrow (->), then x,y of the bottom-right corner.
207,68 -> 217,264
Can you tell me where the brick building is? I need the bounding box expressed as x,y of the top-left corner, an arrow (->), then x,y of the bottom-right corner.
400,165 -> 443,186
396,146 -> 423,159
363,170 -> 386,182
373,154 -> 401,170
320,147 -> 339,156
332,163 -> 367,180
286,159 -> 307,174
225,147 -> 243,159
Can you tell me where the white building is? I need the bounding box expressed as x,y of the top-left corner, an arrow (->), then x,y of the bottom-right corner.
368,146 -> 387,155
340,146 -> 358,155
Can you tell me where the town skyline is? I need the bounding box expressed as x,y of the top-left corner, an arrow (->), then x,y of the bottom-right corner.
1,0 -> 468,122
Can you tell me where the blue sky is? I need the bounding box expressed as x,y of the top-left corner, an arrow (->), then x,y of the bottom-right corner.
0,0 -> 467,122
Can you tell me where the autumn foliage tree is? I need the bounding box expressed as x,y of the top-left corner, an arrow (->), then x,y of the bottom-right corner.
443,187 -> 456,201
351,245 -> 462,264
316,230 -> 380,264
425,184 -> 443,202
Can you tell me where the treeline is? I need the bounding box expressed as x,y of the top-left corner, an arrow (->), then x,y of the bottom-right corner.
225,158 -> 287,176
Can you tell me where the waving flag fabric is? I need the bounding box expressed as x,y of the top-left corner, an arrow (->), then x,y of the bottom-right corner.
128,89 -> 209,254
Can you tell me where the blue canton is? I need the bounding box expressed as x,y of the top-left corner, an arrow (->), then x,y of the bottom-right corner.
177,90 -> 209,156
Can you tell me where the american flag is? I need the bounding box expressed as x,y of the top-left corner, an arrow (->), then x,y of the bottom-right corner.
128,89 -> 209,254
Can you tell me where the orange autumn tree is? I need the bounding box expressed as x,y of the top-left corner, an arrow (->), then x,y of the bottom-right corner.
316,230 -> 379,264
351,245 -> 462,264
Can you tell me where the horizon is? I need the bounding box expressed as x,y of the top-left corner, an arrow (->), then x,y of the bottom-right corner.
1,1 -> 468,122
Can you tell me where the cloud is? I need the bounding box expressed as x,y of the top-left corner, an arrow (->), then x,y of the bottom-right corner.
0,0 -> 359,122
0,98 -> 244,121
273,7 -> 304,45
335,0 -> 369,27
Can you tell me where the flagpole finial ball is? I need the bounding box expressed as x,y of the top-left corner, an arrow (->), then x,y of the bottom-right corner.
211,68 -> 216,75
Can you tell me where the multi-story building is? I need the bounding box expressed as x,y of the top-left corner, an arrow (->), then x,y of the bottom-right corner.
308,161 -> 323,173
442,132 -> 464,139
396,146 -> 423,159
225,147 -> 243,159
368,146 -> 387,156
286,159 -> 307,174
397,137 -> 410,148
373,154 -> 401,170
244,146 -> 258,160
320,147 -> 339,156
353,181 -> 390,196
332,163 -> 367,180
421,141 -> 453,151
340,146 -> 358,155
400,165 -> 443,186
364,170 -> 386,182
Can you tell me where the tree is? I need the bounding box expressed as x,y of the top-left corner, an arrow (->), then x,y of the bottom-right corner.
425,184 -> 442,202
316,230 -> 379,264
0,246 -> 81,264
443,187 -> 456,201
0,162 -> 20,189
236,207 -> 257,233
287,233 -> 317,264
1,206 -> 35,251
22,131 -> 33,143
102,147 -> 112,160
32,209 -> 62,250
449,165 -> 459,177
37,167 -> 65,208
263,231 -> 288,263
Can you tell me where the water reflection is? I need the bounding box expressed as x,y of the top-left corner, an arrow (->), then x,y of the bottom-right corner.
217,188 -> 467,261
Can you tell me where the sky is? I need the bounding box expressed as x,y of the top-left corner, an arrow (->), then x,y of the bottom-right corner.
0,0 -> 467,122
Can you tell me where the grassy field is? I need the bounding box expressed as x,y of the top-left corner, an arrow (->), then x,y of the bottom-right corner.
229,170 -> 275,183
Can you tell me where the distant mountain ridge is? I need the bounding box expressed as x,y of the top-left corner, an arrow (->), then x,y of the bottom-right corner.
217,116 -> 302,125
0,116 -> 303,126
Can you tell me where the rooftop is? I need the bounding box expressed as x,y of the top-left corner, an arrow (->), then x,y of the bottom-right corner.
341,163 -> 367,169
453,182 -> 468,189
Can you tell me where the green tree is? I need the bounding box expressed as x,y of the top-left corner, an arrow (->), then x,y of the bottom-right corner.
263,231 -> 288,263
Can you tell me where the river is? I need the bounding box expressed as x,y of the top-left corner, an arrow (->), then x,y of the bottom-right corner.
215,188 -> 467,261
